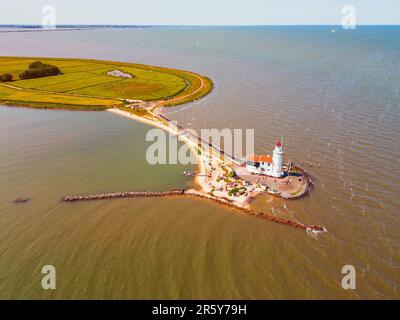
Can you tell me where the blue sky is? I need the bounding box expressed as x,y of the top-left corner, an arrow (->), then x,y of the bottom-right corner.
2,0 -> 399,25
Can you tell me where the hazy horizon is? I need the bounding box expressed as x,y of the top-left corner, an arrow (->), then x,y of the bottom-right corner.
1,24 -> 400,27
2,1 -> 399,26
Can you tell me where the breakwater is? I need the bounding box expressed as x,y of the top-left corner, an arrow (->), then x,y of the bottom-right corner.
63,190 -> 185,201
62,190 -> 326,233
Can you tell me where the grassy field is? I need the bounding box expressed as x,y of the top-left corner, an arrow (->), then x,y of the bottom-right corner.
0,57 -> 213,110
0,84 -> 121,110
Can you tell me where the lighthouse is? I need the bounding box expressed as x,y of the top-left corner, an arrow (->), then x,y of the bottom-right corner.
245,140 -> 284,177
271,140 -> 284,178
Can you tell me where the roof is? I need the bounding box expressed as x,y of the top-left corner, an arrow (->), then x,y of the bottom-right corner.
246,154 -> 272,163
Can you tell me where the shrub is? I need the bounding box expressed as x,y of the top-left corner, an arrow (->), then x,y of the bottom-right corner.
228,186 -> 246,196
0,73 -> 13,82
227,171 -> 235,178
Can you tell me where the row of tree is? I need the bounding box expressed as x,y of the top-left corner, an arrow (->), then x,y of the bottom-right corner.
19,61 -> 61,80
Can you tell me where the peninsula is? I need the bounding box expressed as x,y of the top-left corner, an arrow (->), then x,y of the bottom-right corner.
0,56 -> 212,109
1,56 -> 324,233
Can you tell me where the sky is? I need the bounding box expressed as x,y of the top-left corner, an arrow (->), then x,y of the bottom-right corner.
1,0 -> 399,25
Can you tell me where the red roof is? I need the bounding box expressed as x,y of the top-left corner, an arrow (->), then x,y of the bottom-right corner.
246,154 -> 272,163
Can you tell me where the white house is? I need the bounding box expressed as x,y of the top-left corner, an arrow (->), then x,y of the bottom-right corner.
245,141 -> 284,178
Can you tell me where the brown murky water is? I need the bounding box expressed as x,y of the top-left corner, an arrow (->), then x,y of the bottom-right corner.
0,26 -> 399,299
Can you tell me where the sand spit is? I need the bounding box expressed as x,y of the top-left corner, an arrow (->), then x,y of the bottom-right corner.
104,107 -> 325,233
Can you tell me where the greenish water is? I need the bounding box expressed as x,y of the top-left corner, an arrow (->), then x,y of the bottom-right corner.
0,26 -> 399,299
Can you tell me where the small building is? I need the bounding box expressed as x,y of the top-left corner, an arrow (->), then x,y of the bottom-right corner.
246,141 -> 284,178
107,69 -> 132,78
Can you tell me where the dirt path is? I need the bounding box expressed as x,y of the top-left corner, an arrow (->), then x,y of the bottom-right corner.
159,72 -> 206,106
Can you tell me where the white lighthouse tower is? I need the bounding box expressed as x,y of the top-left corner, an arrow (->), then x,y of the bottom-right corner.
271,140 -> 284,178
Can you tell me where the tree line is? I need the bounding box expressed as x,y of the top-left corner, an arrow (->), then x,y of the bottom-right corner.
19,61 -> 61,79
0,61 -> 62,82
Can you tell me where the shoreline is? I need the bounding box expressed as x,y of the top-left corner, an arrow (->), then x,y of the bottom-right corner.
107,107 -> 326,235
107,107 -> 210,195
108,107 -> 260,208
2,103 -> 325,233
1,55 -> 323,232
0,56 -> 213,109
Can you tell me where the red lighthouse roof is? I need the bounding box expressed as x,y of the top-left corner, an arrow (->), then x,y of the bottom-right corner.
246,154 -> 272,163
275,140 -> 282,147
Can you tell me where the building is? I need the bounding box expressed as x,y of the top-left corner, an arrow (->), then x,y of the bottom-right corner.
245,141 -> 284,178
107,70 -> 132,78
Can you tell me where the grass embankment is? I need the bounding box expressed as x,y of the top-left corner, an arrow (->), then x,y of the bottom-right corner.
159,70 -> 213,107
0,57 -> 213,110
0,84 -> 120,110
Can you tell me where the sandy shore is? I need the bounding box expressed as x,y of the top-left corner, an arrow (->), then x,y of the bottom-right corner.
108,105 -> 314,210
107,107 -> 265,209
85,108 -> 324,233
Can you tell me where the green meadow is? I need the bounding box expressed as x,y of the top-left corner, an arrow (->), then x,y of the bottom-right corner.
0,57 -> 213,110
0,84 -> 120,110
